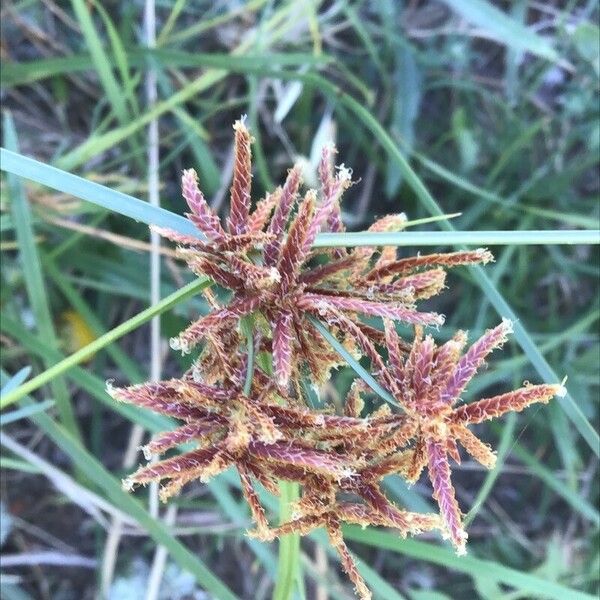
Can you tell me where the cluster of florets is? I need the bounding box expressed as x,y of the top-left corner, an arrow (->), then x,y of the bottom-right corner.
107,119 -> 565,600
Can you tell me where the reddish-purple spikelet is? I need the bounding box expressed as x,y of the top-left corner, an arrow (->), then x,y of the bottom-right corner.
367,248 -> 494,280
428,332 -> 467,392
124,446 -> 222,488
439,319 -> 512,404
383,319 -> 405,381
181,168 -> 225,241
227,119 -> 253,235
144,420 -> 223,457
248,190 -> 279,233
299,293 -> 444,326
248,440 -> 355,479
277,191 -> 316,294
264,165 -> 302,266
301,164 -> 352,254
412,334 -> 435,400
452,383 -> 565,425
426,439 -> 467,554
172,295 -> 263,354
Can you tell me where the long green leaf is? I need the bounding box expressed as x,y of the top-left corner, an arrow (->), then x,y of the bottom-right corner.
343,527 -> 595,600
440,0 -> 559,62
0,149 -> 201,239
0,50 -> 327,87
69,0 -> 130,124
273,481 -> 302,600
3,115 -> 81,442
0,278 -> 210,409
309,316 -> 399,407
5,149 -> 597,247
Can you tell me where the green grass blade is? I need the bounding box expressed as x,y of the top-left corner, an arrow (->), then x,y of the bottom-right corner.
463,412 -> 516,526
472,264 -> 599,456
0,399 -> 55,426
309,316 -> 399,408
7,149 -> 596,248
0,367 -> 31,397
3,114 -> 80,441
0,278 -> 210,409
440,0 -> 559,62
0,315 -> 173,436
313,230 -> 600,247
0,149 -> 201,239
42,255 -> 145,383
69,0 -> 130,124
343,527 -> 595,600
0,50 -> 327,87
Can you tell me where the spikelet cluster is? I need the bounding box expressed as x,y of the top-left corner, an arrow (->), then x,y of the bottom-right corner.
107,119 -> 565,599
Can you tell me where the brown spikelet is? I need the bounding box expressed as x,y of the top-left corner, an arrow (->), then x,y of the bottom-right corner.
452,383 -> 565,425
227,119 -> 253,235
181,168 -> 225,241
327,518 -> 372,600
367,248 -> 494,280
249,190 -> 279,233
264,165 -> 302,266
451,424 -> 496,469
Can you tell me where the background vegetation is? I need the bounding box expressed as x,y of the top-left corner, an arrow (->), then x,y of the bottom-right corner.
0,1 -> 598,599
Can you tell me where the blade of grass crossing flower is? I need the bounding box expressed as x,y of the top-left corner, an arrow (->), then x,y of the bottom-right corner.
343,527 -> 595,600
0,278 -> 211,409
308,316 -> 399,408
2,151 -> 598,247
0,149 -> 202,240
3,114 -> 81,442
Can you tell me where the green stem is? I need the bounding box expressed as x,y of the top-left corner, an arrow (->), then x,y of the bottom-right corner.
273,481 -> 301,600
0,278 -> 210,409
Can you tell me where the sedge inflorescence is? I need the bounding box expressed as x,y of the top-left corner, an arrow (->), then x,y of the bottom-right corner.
107,118 -> 565,599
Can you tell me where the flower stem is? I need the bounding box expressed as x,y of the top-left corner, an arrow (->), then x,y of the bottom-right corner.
272,481 -> 302,600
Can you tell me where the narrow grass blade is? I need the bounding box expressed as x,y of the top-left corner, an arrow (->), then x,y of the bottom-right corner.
0,314 -> 174,442
0,50 -> 327,87
0,149 -> 201,240
0,400 -> 55,426
308,316 -> 399,408
313,230 -> 599,247
0,278 -> 210,409
3,115 -> 80,441
0,367 -> 31,397
440,0 -> 559,63
343,527 -> 595,600
273,481 -> 302,600
69,0 -> 130,124
3,150 -> 596,248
